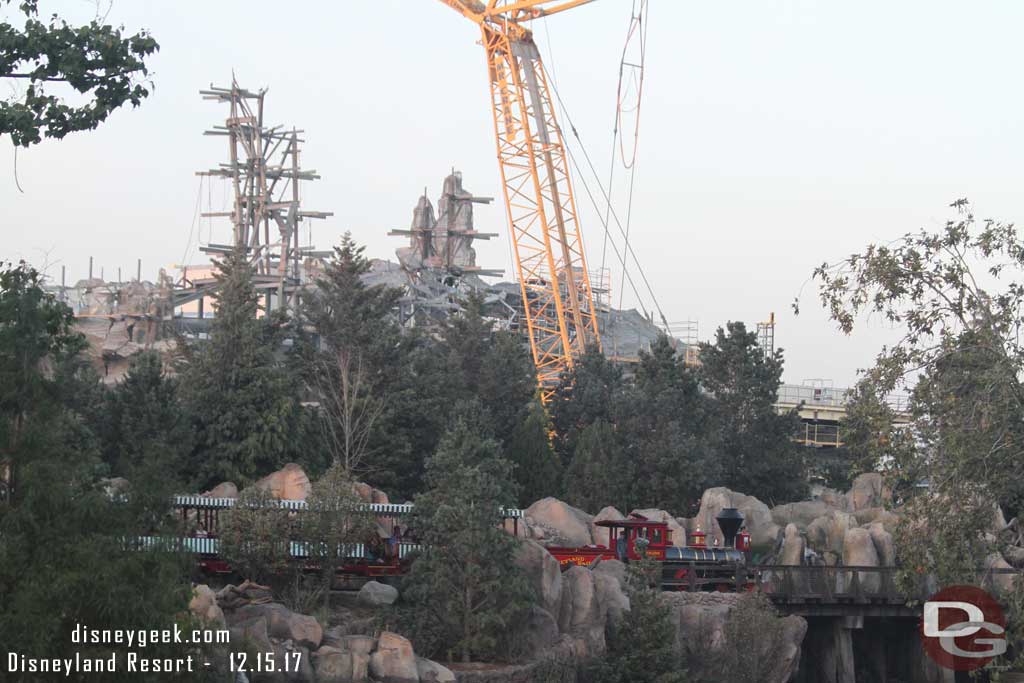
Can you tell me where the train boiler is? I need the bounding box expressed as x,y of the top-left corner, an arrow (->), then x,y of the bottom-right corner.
546,508 -> 753,591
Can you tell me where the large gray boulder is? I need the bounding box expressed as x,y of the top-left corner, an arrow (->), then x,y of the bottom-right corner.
772,500 -> 833,530
252,462 -> 312,501
590,506 -> 625,548
417,657 -> 456,682
558,566 -> 606,657
866,522 -> 895,566
842,527 -> 880,592
696,487 -> 779,552
780,523 -> 804,566
807,510 -> 856,556
631,508 -> 689,548
593,560 -> 630,624
848,472 -> 885,512
369,631 -> 418,683
357,580 -> 398,607
229,603 -> 323,651
524,497 -> 594,546
514,539 -> 563,614
662,592 -> 806,683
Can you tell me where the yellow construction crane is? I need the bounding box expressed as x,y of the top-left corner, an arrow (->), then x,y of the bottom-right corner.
437,0 -> 602,403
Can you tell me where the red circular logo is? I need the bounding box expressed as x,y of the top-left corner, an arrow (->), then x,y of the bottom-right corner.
921,585 -> 1006,671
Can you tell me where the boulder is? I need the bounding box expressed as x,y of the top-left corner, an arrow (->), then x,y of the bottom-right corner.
511,606 -> 560,660
253,463 -> 311,501
631,508 -> 689,548
202,481 -> 238,499
312,646 -> 355,683
593,561 -> 630,624
696,487 -> 779,552
558,566 -> 605,657
524,498 -> 594,547
766,615 -> 809,683
276,643 -> 313,682
866,522 -> 895,566
807,510 -> 856,556
842,527 -> 880,592
229,615 -> 273,657
772,500 -> 833,530
514,539 -> 563,614
817,488 -> 850,511
189,584 -> 226,627
848,473 -> 885,512
590,506 -> 625,548
417,657 -> 456,682
230,603 -> 322,651
986,553 -> 1017,593
780,524 -> 804,566
358,580 -> 399,607
100,477 -> 131,497
369,631 -> 418,683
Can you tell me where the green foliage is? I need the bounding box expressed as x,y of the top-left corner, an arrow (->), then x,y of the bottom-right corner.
836,380 -> 917,497
565,419 -> 633,514
402,407 -> 533,662
101,351 -> 190,486
808,200 -> 1024,666
551,345 -> 623,462
182,248 -> 301,489
699,322 -> 807,504
1,1 -> 159,146
217,485 -> 294,587
0,261 -> 207,681
301,463 -> 378,607
589,552 -> 686,683
684,591 -> 790,683
507,397 -> 562,507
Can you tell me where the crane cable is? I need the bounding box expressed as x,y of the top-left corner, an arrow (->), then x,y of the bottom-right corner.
614,0 -> 648,318
540,6 -> 670,334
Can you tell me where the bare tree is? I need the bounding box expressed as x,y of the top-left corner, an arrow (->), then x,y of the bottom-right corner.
311,349 -> 384,475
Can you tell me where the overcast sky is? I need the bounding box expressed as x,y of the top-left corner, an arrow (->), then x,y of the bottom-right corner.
5,1 -> 1023,386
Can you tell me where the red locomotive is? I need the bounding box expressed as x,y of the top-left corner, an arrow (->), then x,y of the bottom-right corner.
547,508 -> 753,591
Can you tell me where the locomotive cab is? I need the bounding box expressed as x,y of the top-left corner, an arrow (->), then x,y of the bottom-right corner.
595,514 -> 673,562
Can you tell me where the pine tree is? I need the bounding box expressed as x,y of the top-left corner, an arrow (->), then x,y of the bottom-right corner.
403,406 -> 533,662
507,398 -> 562,507
0,262 -> 211,682
102,351 -> 191,483
182,248 -> 300,489
589,552 -> 687,683
699,322 -> 806,504
565,419 -> 634,514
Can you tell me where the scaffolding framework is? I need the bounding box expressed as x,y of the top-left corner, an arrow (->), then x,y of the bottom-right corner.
191,79 -> 332,310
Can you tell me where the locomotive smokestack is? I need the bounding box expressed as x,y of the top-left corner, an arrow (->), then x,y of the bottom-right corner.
716,508 -> 744,549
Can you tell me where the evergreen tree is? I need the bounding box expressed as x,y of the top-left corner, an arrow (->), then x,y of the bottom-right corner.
182,248 -> 300,489
0,262 -> 210,682
699,322 -> 806,504
403,406 -> 532,662
589,551 -> 687,683
550,345 -> 624,464
565,419 -> 633,514
506,397 -> 562,507
443,292 -> 535,448
626,336 -> 721,514
102,351 -> 190,483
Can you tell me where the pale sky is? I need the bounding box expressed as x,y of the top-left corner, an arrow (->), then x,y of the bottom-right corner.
5,1 -> 1023,386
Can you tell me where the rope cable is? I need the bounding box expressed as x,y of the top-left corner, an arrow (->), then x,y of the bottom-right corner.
541,59 -> 669,334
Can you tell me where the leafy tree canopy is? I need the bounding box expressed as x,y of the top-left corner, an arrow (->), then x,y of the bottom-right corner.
1,0 -> 159,146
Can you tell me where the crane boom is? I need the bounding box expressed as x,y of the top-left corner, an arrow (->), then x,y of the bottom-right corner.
438,0 -> 601,402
